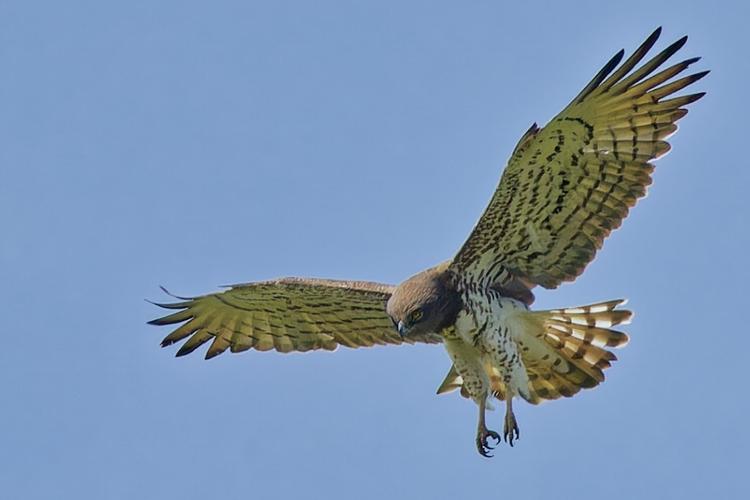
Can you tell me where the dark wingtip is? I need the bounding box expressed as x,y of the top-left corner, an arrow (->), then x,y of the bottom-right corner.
146,299 -> 190,311
159,286 -> 192,301
147,312 -> 193,326
175,346 -> 193,357
691,70 -> 711,83
147,316 -> 170,326
670,35 -> 689,54
578,48 -> 624,101
611,49 -> 626,67
643,27 -> 662,48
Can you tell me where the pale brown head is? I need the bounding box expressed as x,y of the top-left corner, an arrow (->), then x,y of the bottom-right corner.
386,265 -> 462,338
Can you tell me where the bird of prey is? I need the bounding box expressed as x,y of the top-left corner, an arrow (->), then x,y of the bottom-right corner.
150,27 -> 706,457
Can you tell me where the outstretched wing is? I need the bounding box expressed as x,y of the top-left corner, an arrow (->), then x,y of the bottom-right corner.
450,27 -> 707,289
149,277 -> 442,359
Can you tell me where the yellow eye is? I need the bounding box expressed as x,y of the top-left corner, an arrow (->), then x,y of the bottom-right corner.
410,309 -> 423,323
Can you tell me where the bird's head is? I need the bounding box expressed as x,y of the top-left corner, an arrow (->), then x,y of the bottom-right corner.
386,265 -> 462,339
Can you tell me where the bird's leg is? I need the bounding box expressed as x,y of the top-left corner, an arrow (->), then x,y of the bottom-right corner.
475,396 -> 500,457
503,393 -> 520,446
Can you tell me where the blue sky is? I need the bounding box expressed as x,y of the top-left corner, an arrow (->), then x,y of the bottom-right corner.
2,1 -> 748,498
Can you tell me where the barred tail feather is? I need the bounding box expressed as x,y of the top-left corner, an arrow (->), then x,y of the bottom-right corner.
518,299 -> 632,404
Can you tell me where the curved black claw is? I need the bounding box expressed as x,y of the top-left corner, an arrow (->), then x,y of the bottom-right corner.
504,416 -> 520,447
476,429 -> 501,457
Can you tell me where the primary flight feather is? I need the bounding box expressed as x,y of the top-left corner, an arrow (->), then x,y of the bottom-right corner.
150,27 -> 706,457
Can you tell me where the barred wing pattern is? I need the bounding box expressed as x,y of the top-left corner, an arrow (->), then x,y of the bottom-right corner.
150,278 -> 442,359
450,28 -> 707,289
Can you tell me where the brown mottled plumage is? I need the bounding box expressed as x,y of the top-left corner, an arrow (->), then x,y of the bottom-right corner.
385,263 -> 462,339
150,278 -> 442,356
149,28 -> 706,457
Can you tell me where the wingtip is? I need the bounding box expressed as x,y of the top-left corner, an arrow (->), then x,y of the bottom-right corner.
696,69 -> 711,79
671,35 -> 689,53
613,48 -> 625,65
689,70 -> 711,85
158,286 -> 192,301
146,299 -> 188,311
624,310 -> 635,325
604,49 -> 625,76
175,347 -> 191,357
640,27 -> 662,53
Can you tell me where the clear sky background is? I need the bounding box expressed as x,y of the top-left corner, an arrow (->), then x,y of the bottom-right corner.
2,1 -> 748,499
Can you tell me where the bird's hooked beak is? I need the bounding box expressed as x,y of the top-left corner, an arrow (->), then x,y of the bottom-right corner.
397,320 -> 409,337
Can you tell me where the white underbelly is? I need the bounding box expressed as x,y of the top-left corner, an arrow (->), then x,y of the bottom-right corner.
453,290 -> 531,399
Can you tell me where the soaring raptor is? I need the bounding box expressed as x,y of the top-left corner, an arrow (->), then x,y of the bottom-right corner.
150,28 -> 706,456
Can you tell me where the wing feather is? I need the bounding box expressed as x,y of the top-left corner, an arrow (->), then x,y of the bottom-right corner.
149,277 -> 442,359
450,28 -> 707,288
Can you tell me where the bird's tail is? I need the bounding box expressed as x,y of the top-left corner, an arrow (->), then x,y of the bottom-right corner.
516,299 -> 632,404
